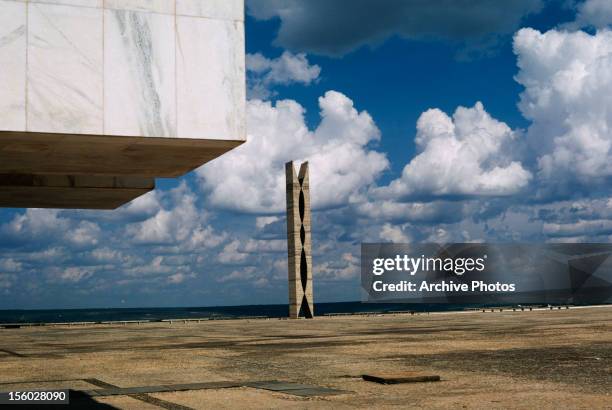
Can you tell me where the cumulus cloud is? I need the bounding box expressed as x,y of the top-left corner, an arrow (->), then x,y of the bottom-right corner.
124,255 -> 171,277
243,239 -> 286,253
376,102 -> 531,200
543,219 -> 612,237
90,248 -> 122,263
532,198 -> 612,239
217,266 -> 256,283
56,267 -> 93,283
247,51 -> 321,99
247,0 -> 543,57
314,252 -> 359,280
538,198 -> 612,223
572,0 -> 612,29
0,258 -> 22,273
255,216 -> 280,229
356,200 -> 471,224
69,221 -> 101,247
167,272 -> 196,284
217,238 -> 285,265
1,209 -> 68,240
218,240 -> 248,264
514,28 -> 612,195
127,182 -> 226,249
379,223 -> 412,243
0,209 -> 101,249
198,91 -> 388,213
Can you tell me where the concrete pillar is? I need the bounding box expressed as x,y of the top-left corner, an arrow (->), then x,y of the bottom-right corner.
286,161 -> 314,319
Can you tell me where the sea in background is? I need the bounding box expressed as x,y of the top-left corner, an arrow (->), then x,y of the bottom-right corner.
0,302 -> 503,324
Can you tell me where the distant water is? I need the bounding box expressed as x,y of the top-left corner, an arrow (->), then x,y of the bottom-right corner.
0,302 -> 489,324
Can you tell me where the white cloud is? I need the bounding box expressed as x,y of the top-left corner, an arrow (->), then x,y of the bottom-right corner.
379,223 -> 412,243
1,209 -> 69,239
216,266 -> 271,287
243,239 -> 286,253
217,266 -> 256,283
127,182 -> 226,248
28,247 -> 66,262
218,240 -> 248,264
514,28 -> 612,191
255,216 -> 280,229
91,248 -> 122,262
198,91 -> 388,214
572,0 -> 612,29
247,51 -> 321,99
357,200 -> 470,224
124,256 -> 171,277
0,258 -> 22,273
425,228 -> 453,243
253,277 -> 270,288
68,221 -> 101,247
376,102 -> 531,199
57,267 -> 92,283
543,219 -> 612,237
167,272 -> 195,284
314,253 -> 359,280
1,209 -> 101,248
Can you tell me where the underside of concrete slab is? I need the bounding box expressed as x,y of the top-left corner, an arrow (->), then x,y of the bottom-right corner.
0,174 -> 154,209
0,132 -> 243,178
0,132 -> 242,209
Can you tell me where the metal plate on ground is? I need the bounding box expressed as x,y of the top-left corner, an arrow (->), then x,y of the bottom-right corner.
85,381 -> 243,397
362,372 -> 441,384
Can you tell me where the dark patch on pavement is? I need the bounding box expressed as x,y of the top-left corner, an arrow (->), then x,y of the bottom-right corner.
384,343 -> 611,393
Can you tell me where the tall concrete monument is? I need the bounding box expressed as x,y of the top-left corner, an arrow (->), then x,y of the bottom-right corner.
0,0 -> 245,209
286,161 -> 314,319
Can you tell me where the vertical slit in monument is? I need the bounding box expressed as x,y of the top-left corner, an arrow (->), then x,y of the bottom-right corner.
300,249 -> 308,290
299,189 -> 305,221
300,295 -> 313,318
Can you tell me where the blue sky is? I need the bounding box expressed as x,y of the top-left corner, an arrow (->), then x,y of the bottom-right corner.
2,0 -> 612,309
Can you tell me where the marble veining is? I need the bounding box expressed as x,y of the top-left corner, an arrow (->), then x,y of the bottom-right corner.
176,0 -> 243,21
176,16 -> 245,140
29,0 -> 103,8
27,2 -> 103,134
0,0 -> 27,131
104,9 -> 176,137
104,0 -> 174,15
0,0 -> 245,141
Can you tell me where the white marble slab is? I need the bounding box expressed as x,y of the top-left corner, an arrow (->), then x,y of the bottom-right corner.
104,9 -> 176,137
27,2 -> 103,134
30,0 -> 103,8
0,0 -> 245,141
176,16 -> 245,140
104,0 -> 174,14
0,0 -> 27,131
177,0 -> 243,21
